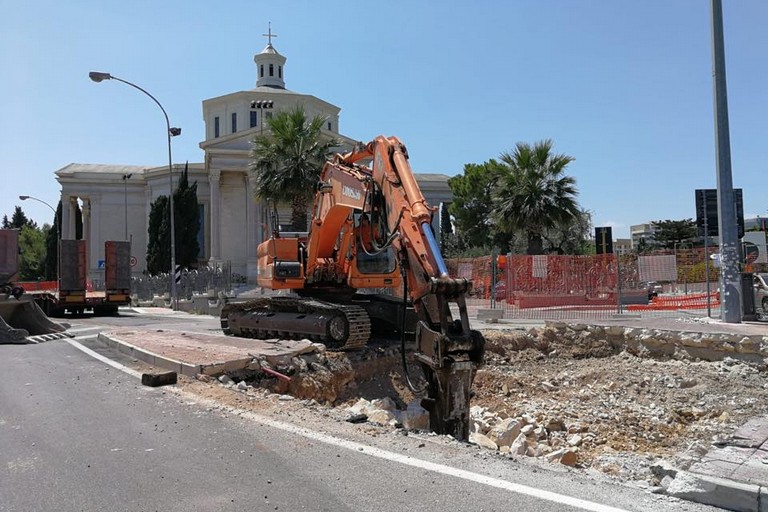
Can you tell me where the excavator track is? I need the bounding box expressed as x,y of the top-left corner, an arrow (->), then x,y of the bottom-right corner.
220,296 -> 371,351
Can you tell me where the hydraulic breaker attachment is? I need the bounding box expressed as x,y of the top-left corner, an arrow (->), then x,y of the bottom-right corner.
414,295 -> 485,441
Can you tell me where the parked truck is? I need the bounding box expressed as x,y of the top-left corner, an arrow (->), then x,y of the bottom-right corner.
25,240 -> 132,316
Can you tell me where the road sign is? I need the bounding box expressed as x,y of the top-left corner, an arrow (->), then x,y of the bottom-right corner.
595,226 -> 613,254
695,188 -> 744,238
129,256 -> 138,267
97,260 -> 105,269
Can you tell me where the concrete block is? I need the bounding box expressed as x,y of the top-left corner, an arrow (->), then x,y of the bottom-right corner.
477,308 -> 504,322
666,471 -> 759,512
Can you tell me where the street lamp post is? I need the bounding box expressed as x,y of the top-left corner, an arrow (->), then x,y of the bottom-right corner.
89,72 -> 181,309
19,195 -> 59,286
122,173 -> 132,241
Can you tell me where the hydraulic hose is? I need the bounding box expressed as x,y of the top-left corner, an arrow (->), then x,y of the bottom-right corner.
399,260 -> 426,394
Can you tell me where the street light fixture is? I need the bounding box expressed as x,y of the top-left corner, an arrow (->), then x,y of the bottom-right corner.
89,71 -> 181,309
19,195 -> 59,286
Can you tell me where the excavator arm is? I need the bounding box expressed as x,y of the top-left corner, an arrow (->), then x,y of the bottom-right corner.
237,136 -> 484,440
331,136 -> 485,439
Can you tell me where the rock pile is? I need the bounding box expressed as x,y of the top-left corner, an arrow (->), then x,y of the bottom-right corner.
468,405 -> 580,466
344,397 -> 430,431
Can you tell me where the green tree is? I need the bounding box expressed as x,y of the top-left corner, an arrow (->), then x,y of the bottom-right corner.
651,219 -> 697,249
249,106 -> 339,232
18,225 -> 46,280
448,162 -> 498,248
493,139 -> 580,255
3,206 -> 37,230
541,208 -> 593,255
146,195 -> 170,275
174,163 -> 200,268
145,164 -> 200,275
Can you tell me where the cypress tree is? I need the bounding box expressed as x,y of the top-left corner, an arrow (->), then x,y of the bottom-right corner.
146,195 -> 170,275
146,163 -> 200,275
174,163 -> 200,269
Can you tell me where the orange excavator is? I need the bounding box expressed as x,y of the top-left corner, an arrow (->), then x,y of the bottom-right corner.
220,136 -> 484,439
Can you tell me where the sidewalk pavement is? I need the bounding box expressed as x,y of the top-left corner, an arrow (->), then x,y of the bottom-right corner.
97,306 -> 768,511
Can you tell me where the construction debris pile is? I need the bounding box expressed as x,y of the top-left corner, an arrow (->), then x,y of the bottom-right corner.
469,324 -> 768,479
194,319 -> 767,485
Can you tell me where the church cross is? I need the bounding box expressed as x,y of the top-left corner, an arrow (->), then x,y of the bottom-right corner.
262,23 -> 278,45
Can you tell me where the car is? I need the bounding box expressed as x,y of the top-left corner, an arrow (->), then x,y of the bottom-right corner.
754,273 -> 768,319
643,281 -> 663,299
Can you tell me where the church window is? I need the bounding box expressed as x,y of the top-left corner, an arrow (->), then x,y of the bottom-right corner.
214,116 -> 220,138
250,111 -> 258,128
260,65 -> 264,78
231,112 -> 237,133
327,122 -> 332,131
269,64 -> 274,76
278,66 -> 282,78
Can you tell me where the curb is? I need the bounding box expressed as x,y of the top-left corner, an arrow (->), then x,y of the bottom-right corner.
97,332 -> 203,378
666,470 -> 764,512
96,332 -> 253,378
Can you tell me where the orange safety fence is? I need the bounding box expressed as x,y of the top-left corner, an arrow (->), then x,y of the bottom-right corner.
446,252 -> 723,320
628,292 -> 721,311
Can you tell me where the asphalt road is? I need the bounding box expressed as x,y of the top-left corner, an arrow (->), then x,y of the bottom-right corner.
0,314 -> 724,512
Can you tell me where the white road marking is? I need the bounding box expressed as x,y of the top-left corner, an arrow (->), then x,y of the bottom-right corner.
66,335 -> 631,512
65,336 -> 142,378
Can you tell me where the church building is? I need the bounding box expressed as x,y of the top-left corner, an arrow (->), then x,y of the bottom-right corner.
55,32 -> 452,284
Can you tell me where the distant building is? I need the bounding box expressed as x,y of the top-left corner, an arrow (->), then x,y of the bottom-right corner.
745,216 -> 768,232
614,238 -> 632,255
630,223 -> 657,248
56,32 -> 451,283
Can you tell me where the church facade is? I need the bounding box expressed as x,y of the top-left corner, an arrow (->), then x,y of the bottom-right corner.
55,36 -> 452,284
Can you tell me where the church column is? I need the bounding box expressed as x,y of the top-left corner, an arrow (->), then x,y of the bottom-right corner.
245,174 -> 258,283
59,192 -> 71,240
81,198 -> 92,283
208,169 -> 221,264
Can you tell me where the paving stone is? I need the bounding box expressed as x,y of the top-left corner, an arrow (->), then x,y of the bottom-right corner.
699,446 -> 756,465
731,417 -> 768,448
689,458 -> 739,479
729,456 -> 768,487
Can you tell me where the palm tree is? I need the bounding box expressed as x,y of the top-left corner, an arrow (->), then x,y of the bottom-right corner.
249,106 -> 339,232
493,139 -> 580,255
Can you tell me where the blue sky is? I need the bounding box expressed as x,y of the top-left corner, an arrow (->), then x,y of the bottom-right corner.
1,1 -> 766,239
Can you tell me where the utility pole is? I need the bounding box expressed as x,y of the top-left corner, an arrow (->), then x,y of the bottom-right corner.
710,0 -> 741,323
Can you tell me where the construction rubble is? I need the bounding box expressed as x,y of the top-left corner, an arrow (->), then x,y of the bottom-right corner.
186,318 -> 768,490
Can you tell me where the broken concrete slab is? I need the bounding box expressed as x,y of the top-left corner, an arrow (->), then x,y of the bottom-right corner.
730,417 -> 768,448
665,471 -> 760,512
